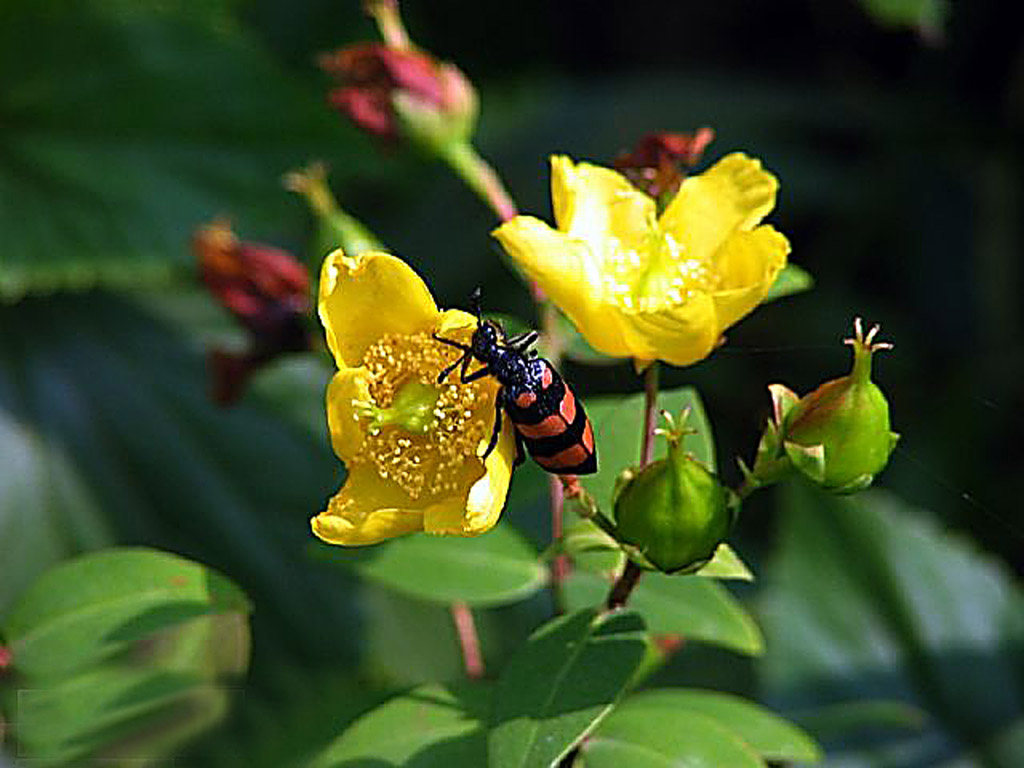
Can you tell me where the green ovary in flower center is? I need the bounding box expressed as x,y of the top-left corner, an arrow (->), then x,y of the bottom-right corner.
352,331 -> 495,501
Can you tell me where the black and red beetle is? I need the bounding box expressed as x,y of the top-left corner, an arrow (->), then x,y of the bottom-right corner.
434,290 -> 597,475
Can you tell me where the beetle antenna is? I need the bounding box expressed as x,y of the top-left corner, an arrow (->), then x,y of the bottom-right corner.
469,287 -> 483,319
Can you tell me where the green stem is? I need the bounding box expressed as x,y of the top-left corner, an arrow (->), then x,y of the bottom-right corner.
365,0 -> 411,49
442,141 -> 518,223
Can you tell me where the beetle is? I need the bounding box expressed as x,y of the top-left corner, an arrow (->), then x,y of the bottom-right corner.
433,289 -> 597,475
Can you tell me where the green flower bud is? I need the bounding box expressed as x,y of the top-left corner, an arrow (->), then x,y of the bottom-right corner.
780,318 -> 899,493
613,411 -> 736,574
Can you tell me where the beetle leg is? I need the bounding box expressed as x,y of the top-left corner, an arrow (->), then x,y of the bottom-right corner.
461,364 -> 494,383
437,350 -> 469,383
513,431 -> 526,467
482,391 -> 504,459
433,333 -> 471,351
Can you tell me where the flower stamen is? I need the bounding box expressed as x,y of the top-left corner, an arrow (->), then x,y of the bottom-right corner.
350,331 -> 497,500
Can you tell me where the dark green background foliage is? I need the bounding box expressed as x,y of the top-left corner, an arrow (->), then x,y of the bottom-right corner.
1,0 -> 1022,766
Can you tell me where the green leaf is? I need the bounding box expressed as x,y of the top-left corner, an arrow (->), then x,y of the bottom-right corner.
858,0 -> 948,32
489,608 -> 648,768
760,482 -> 1024,765
0,1 -> 360,299
1,548 -> 250,767
697,542 -> 755,581
564,570 -> 763,656
308,682 -> 491,768
582,706 -> 764,768
2,547 -> 249,679
10,665 -> 229,766
313,522 -> 547,607
762,263 -> 814,304
583,386 -> 715,512
620,689 -> 822,763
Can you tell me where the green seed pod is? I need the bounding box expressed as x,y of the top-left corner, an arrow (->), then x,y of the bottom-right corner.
614,413 -> 735,574
781,319 -> 899,493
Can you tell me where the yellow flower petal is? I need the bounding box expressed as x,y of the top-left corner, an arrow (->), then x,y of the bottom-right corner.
311,466 -> 425,546
493,216 -> 635,357
325,367 -> 372,462
624,291 -> 720,367
551,155 -> 656,255
422,417 -> 515,536
436,308 -> 478,336
710,225 -> 789,329
659,153 -> 779,264
318,249 -> 439,368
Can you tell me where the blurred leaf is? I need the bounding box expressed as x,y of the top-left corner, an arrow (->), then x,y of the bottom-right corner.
308,682 -> 490,768
0,292 -> 348,660
760,482 -> 1024,766
489,608 -> 647,768
0,0 -> 358,299
565,569 -> 763,656
858,0 -> 948,32
313,522 -> 547,607
2,547 -> 248,679
1,547 -> 250,767
762,263 -> 813,304
697,542 -> 755,582
617,689 -> 822,763
583,386 -> 715,512
11,666 -> 229,766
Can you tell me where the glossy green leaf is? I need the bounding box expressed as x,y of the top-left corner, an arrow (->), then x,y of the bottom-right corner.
489,608 -> 648,768
564,569 -> 763,656
2,547 -> 249,679
697,543 -> 755,581
621,689 -> 822,763
582,707 -> 764,768
309,682 -> 490,768
762,263 -> 814,303
0,0 -> 366,299
583,387 -> 715,512
761,482 -> 1024,766
314,522 -> 547,607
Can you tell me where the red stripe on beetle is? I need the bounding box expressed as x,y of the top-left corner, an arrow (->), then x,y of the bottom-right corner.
558,392 -> 576,424
581,420 -> 595,453
516,414 -> 566,439
515,391 -> 537,408
540,365 -> 553,388
535,443 -> 589,471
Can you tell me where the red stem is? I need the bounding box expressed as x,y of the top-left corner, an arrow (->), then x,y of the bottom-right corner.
450,601 -> 484,679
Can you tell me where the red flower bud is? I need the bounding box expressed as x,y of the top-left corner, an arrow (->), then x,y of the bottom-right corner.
614,128 -> 716,200
319,43 -> 476,147
193,219 -> 311,404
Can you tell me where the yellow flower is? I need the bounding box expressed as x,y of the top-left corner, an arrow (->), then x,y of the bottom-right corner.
311,249 -> 516,546
493,153 -> 790,367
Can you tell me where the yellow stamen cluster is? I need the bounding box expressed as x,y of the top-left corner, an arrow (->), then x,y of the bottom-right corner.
599,232 -> 719,314
354,331 -> 496,500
